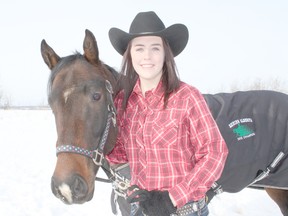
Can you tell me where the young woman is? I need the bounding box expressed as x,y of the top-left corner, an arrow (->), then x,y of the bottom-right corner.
107,11 -> 228,216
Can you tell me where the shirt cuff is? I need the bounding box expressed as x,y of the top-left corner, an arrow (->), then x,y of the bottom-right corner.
168,183 -> 190,207
169,182 -> 206,207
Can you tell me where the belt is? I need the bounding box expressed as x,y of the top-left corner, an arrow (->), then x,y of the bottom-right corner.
171,198 -> 206,216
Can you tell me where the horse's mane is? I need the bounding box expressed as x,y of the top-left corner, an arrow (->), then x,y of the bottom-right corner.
104,64 -> 120,82
104,64 -> 123,96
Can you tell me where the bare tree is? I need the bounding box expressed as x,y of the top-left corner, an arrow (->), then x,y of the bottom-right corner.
0,87 -> 3,106
0,87 -> 11,109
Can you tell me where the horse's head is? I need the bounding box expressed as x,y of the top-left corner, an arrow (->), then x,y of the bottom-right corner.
41,29 -> 118,204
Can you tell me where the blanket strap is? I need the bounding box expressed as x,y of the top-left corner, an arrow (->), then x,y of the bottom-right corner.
211,182 -> 223,195
249,151 -> 285,186
207,151 -> 286,202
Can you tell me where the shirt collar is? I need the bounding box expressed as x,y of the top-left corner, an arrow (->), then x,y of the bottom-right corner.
132,78 -> 164,99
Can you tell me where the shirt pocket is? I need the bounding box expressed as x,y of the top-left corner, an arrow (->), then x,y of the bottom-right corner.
151,112 -> 179,146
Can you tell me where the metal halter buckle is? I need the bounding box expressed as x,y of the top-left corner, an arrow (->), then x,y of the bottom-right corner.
111,172 -> 130,198
92,149 -> 104,166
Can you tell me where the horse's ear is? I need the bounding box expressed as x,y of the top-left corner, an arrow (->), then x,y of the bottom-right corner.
83,29 -> 100,65
41,39 -> 60,70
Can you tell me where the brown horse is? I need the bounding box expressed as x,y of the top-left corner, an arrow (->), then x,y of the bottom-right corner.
41,29 -> 288,215
41,29 -> 120,205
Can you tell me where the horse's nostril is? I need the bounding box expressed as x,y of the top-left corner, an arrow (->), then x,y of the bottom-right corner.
51,177 -> 58,196
72,175 -> 88,199
51,175 -> 89,203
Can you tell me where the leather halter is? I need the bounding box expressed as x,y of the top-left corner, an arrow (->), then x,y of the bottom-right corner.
56,106 -> 115,165
55,80 -> 116,167
55,80 -> 130,191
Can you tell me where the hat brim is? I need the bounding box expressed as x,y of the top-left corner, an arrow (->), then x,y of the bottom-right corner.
109,24 -> 189,57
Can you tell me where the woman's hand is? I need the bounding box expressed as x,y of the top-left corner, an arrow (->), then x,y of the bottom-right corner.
127,185 -> 177,216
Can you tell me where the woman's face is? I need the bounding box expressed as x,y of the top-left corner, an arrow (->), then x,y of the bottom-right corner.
130,36 -> 165,88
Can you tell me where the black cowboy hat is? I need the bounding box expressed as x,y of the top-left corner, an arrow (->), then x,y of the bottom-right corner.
109,11 -> 189,57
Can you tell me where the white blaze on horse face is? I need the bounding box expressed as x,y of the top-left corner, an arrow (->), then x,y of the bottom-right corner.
59,183 -> 73,203
63,87 -> 75,103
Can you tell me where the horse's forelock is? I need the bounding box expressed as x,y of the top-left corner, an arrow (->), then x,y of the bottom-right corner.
47,52 -> 83,97
47,53 -> 120,102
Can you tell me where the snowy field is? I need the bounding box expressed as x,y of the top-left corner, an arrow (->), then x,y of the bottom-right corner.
0,109 -> 283,216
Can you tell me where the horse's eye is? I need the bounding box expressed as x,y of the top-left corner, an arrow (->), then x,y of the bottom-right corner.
92,93 -> 101,101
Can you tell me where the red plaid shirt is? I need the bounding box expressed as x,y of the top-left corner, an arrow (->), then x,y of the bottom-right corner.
107,80 -> 228,207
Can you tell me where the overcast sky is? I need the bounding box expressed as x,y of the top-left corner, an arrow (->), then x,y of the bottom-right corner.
0,0 -> 287,106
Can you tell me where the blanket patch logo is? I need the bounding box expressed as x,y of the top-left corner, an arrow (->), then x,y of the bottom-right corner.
228,118 -> 255,141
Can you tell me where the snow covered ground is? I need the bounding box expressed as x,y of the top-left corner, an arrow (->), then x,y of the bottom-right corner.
0,109 -> 283,216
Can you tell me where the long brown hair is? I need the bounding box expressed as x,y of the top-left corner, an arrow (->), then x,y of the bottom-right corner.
118,38 -> 180,110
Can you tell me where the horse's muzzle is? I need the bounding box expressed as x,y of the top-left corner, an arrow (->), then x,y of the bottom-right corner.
51,174 -> 92,204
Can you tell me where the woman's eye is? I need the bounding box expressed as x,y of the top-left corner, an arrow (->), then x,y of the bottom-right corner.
92,93 -> 101,101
